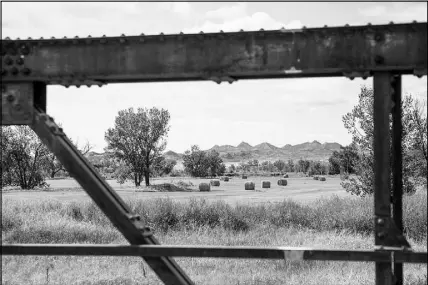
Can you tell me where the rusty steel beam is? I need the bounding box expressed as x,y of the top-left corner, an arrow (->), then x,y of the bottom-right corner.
3,244 -> 427,264
373,72 -> 394,285
28,103 -> 193,285
391,75 -> 403,285
1,23 -> 427,86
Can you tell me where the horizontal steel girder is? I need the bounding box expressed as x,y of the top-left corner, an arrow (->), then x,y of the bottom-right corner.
1,23 -> 426,86
2,244 -> 427,263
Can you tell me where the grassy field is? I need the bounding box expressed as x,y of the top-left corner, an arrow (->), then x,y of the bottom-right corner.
2,174 -> 352,205
2,176 -> 427,284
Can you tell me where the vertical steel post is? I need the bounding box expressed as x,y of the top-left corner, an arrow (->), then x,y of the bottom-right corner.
373,72 -> 393,285
391,75 -> 403,285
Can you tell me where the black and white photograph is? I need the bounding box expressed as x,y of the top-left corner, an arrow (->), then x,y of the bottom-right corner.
1,2 -> 427,285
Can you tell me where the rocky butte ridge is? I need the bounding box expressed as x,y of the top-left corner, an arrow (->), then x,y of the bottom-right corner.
164,140 -> 342,162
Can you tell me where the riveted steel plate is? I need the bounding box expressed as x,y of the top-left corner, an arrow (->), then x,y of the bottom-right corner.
1,83 -> 34,125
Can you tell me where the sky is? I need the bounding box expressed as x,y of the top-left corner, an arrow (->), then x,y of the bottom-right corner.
2,2 -> 427,153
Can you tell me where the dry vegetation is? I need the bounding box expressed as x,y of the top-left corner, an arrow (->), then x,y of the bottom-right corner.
2,190 -> 427,284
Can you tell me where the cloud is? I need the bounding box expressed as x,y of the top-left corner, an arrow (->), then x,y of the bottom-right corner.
157,2 -> 192,16
358,5 -> 387,17
206,3 -> 247,21
358,3 -> 427,23
184,12 -> 301,33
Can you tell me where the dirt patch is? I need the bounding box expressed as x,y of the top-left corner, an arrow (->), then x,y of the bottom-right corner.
136,180 -> 196,192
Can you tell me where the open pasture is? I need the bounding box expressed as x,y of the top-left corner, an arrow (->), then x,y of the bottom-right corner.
2,175 -> 351,205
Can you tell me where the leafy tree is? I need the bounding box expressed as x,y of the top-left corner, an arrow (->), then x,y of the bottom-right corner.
308,160 -> 324,176
286,159 -> 295,172
273,159 -> 286,172
328,144 -> 359,175
341,86 -> 424,196
182,147 -> 225,177
105,107 -> 171,186
182,145 -> 209,177
228,164 -> 236,173
1,126 -> 50,189
405,99 -> 427,188
45,136 -> 93,178
206,150 -> 225,177
296,159 -> 310,173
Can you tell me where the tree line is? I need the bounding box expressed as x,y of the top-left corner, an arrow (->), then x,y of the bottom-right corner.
1,86 -> 426,197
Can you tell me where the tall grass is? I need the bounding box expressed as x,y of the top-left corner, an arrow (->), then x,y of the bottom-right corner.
2,191 -> 426,244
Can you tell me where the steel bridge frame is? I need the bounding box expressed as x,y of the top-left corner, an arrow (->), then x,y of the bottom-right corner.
1,22 -> 427,285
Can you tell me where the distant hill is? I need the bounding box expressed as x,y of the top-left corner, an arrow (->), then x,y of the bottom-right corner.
203,140 -> 343,162
89,140 -> 343,166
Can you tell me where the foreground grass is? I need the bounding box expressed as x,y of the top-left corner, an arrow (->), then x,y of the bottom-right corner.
3,191 -> 427,242
2,228 -> 427,285
1,192 -> 427,284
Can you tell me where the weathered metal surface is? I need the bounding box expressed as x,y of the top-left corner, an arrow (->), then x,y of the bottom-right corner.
1,23 -> 426,86
2,244 -> 427,263
391,75 -> 404,285
373,72 -> 394,285
29,105 -> 193,285
1,83 -> 34,125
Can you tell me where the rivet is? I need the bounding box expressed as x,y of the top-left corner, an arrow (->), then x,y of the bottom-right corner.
389,21 -> 394,25
377,218 -> 385,226
20,45 -> 30,55
22,68 -> 31,76
5,37 -> 11,40
345,24 -> 350,27
7,94 -> 15,102
324,25 -> 328,28
367,23 -> 372,26
199,31 -> 204,34
220,30 -> 224,33
375,55 -> 384,64
51,37 -> 55,39
4,57 -> 13,65
412,20 -> 417,24
259,28 -> 264,31
10,67 -> 19,75
240,29 -> 244,32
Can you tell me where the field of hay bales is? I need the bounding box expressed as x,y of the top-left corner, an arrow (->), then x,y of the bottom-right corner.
2,174 -> 351,205
2,176 -> 427,285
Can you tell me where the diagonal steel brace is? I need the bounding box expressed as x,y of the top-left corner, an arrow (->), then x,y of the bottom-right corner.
29,107 -> 194,285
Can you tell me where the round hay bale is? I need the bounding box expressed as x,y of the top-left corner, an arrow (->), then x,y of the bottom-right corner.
224,177 -> 229,182
283,174 -> 289,178
319,177 -> 326,181
261,181 -> 270,188
199,183 -> 211,192
242,175 -> 248,179
210,179 -> 220,186
313,176 -> 319,180
245,181 -> 255,190
277,179 -> 288,186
